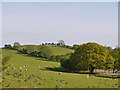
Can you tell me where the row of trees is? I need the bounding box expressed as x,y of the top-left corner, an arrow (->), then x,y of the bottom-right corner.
4,40 -> 80,50
61,42 -> 119,73
42,40 -> 79,50
4,42 -> 65,61
42,40 -> 65,47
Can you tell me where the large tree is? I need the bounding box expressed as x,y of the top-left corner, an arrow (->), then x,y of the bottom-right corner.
13,42 -> 21,50
59,40 -> 65,47
61,42 -> 115,73
110,48 -> 120,73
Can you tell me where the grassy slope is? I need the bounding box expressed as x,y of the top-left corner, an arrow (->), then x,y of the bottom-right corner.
2,49 -> 118,88
22,45 -> 74,56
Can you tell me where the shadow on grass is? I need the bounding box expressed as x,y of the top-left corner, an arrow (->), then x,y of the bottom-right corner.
16,51 -> 45,59
41,67 -> 95,75
42,67 -> 119,79
41,67 -> 68,73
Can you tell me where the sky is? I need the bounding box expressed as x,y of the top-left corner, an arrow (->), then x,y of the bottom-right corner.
2,2 -> 118,48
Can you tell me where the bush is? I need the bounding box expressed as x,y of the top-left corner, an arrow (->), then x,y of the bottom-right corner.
21,48 -> 28,54
30,51 -> 38,56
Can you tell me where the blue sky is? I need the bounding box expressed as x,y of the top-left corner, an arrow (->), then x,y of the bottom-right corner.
2,2 -> 118,48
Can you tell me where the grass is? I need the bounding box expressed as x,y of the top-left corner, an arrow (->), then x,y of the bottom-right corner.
21,45 -> 74,56
2,49 -> 119,88
49,46 -> 74,55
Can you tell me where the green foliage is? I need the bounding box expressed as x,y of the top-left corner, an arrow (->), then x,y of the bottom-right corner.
73,44 -> 79,50
38,45 -> 52,59
30,51 -> 38,56
13,42 -> 21,50
21,48 -> 28,54
59,40 -> 65,47
110,48 -> 120,72
61,42 -> 115,73
4,44 -> 12,49
14,42 -> 20,47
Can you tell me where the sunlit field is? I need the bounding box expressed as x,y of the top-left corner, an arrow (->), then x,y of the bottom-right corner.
2,49 -> 118,88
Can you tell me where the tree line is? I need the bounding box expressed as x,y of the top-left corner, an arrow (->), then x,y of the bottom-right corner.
4,42 -> 69,62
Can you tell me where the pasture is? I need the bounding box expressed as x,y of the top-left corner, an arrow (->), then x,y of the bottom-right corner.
21,45 -> 74,56
2,49 -> 118,88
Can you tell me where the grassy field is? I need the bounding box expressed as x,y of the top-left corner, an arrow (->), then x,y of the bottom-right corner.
21,45 -> 74,56
2,49 -> 118,88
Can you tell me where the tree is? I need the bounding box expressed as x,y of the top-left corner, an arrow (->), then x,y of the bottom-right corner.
106,46 -> 112,52
14,42 -> 20,47
38,45 -> 52,59
45,43 -> 48,46
50,56 -> 56,61
30,51 -> 38,56
59,40 -> 65,47
57,43 -> 60,46
61,42 -> 115,73
110,48 -> 120,73
4,44 -> 12,49
52,42 -> 55,46
21,48 -> 28,54
4,44 -> 8,48
73,44 -> 79,49
13,42 -> 21,50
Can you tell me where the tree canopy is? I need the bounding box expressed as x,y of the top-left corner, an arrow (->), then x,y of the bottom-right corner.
38,45 -> 52,59
61,42 -> 115,73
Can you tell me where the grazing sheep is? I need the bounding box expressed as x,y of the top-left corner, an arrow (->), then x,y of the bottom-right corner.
58,72 -> 62,75
23,66 -> 25,67
20,70 -> 23,72
25,69 -> 27,71
40,73 -> 42,75
13,67 -> 15,70
20,67 -> 22,69
7,67 -> 9,69
25,65 -> 27,67
11,64 -> 14,65
87,75 -> 89,79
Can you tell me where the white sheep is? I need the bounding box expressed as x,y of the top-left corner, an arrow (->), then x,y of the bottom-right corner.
7,67 -> 9,69
40,73 -> 42,75
13,67 -> 15,70
20,67 -> 22,69
11,64 -> 14,65
25,69 -> 27,71
87,75 -> 89,79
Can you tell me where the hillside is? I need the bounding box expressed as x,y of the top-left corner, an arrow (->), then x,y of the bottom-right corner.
21,45 -> 74,56
2,49 -> 118,88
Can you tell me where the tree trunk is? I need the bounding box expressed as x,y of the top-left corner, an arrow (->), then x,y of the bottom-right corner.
113,69 -> 115,73
89,65 -> 95,74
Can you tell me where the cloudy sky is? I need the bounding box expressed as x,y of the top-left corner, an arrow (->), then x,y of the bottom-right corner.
2,2 -> 118,48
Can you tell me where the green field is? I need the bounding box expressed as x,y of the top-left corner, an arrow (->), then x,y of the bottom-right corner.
2,49 -> 118,88
21,45 -> 74,56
